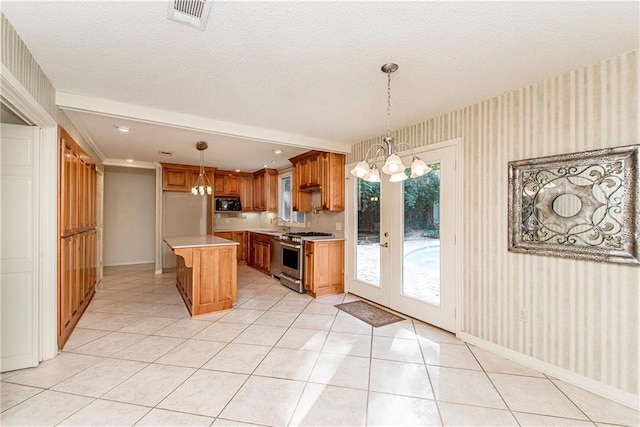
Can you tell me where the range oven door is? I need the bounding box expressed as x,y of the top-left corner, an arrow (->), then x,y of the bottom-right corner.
281,242 -> 303,279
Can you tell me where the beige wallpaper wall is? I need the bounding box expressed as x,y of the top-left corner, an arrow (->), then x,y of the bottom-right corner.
350,50 -> 639,396
1,13 -> 100,164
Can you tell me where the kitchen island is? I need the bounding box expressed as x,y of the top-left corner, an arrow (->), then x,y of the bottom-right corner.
164,235 -> 239,316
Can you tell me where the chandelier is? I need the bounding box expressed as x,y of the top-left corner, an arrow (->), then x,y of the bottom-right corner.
191,141 -> 213,195
350,63 -> 431,182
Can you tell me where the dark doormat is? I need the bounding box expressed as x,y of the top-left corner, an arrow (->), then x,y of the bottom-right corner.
334,300 -> 404,328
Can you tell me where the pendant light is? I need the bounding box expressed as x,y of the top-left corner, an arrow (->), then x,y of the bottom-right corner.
350,63 -> 432,182
191,141 -> 212,196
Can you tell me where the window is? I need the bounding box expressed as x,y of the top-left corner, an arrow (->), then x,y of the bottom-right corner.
279,173 -> 305,225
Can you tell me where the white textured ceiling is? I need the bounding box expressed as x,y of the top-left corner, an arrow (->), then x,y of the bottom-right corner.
2,1 -> 638,170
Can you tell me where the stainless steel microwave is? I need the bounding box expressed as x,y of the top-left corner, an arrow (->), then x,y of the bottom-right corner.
215,197 -> 242,211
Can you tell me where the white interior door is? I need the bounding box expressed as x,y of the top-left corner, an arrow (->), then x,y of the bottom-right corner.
1,124 -> 39,371
347,141 -> 458,332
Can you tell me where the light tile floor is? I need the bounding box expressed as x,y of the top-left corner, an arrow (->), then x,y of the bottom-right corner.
1,264 -> 638,426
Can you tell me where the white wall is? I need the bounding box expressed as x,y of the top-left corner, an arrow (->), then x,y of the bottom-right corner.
162,192 -> 208,269
104,166 -> 156,266
350,49 -> 639,405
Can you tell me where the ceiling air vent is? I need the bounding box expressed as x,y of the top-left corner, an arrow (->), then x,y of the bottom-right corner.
167,0 -> 212,31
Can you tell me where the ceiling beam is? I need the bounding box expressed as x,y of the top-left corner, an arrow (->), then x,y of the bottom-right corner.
56,92 -> 352,154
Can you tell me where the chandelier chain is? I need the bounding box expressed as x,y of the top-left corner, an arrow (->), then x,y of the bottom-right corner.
386,71 -> 392,139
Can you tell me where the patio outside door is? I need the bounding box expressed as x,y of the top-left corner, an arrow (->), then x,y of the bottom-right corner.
346,141 -> 458,332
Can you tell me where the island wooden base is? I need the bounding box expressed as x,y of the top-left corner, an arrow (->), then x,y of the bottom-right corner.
173,245 -> 237,316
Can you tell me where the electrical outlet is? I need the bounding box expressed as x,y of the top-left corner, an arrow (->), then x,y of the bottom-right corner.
336,222 -> 342,231
519,308 -> 527,322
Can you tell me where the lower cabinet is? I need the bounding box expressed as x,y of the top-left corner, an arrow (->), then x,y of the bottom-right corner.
304,240 -> 344,298
173,244 -> 237,316
247,232 -> 271,275
59,230 -> 97,348
214,231 -> 247,263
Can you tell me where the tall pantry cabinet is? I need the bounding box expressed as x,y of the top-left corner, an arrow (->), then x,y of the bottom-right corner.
58,126 -> 98,349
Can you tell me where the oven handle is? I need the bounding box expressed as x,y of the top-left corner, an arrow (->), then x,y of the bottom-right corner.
281,242 -> 302,249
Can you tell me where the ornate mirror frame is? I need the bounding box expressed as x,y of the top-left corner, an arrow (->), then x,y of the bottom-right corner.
508,144 -> 639,265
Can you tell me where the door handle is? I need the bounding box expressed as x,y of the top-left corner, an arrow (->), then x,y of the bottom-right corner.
380,242 -> 389,248
281,242 -> 302,249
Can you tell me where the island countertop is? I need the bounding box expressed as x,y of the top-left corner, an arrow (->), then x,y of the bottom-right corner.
164,235 -> 240,249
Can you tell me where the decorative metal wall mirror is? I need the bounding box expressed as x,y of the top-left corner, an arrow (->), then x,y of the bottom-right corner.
508,145 -> 639,265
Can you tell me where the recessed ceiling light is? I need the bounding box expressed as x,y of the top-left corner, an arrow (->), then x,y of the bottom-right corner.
263,164 -> 268,168
235,169 -> 241,173
159,151 -> 173,157
271,161 -> 276,165
274,149 -> 282,154
115,126 -> 130,133
126,159 -> 134,163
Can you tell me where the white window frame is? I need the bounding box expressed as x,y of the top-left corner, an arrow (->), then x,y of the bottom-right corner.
279,171 -> 305,227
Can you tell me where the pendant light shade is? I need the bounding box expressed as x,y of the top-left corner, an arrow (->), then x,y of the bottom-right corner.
381,153 -> 406,175
389,171 -> 408,182
350,160 -> 370,178
366,164 -> 382,183
409,157 -> 431,178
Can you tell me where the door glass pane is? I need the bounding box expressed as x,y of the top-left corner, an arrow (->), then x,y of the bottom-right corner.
356,178 -> 380,286
402,164 -> 440,305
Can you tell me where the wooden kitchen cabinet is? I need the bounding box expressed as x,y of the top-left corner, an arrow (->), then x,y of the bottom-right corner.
214,231 -> 247,264
248,232 -> 271,275
214,171 -> 240,196
319,152 -> 345,211
304,240 -> 344,298
289,151 -> 345,212
239,174 -> 254,211
297,155 -> 321,189
161,162 -> 215,192
253,168 -> 278,212
165,237 -> 238,316
292,161 -> 312,212
58,126 -> 98,349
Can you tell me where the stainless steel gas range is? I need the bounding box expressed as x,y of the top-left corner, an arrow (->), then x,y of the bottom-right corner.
278,231 -> 333,293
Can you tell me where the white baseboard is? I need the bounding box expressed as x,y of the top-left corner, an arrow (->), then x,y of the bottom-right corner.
103,261 -> 155,267
457,332 -> 639,410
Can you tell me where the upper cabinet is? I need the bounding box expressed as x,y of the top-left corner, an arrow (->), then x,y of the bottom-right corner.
289,151 -> 345,212
216,170 -> 254,211
297,154 -> 321,190
59,127 -> 97,236
253,168 -> 278,212
214,171 -> 240,196
239,174 -> 254,211
163,164 -> 275,214
161,162 -> 215,192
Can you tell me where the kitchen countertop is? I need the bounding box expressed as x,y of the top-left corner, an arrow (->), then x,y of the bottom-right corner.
215,228 -> 284,236
303,237 -> 345,242
164,235 -> 240,249
213,229 -> 345,240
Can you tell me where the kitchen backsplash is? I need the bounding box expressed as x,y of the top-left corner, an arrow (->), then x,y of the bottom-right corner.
214,212 -> 263,230
214,210 -> 345,238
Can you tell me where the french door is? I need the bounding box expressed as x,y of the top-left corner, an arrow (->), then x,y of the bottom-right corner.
346,141 -> 458,332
